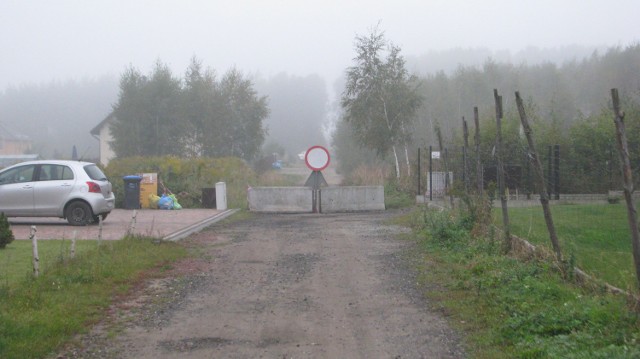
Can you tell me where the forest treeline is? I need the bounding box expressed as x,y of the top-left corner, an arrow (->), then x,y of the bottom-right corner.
0,67 -> 329,163
1,42 -> 638,183
334,43 -> 640,193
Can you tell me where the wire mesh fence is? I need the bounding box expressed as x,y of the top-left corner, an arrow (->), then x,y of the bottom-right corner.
416,98 -> 640,292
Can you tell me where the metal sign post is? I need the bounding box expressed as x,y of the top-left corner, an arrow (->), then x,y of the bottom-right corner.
303,146 -> 330,213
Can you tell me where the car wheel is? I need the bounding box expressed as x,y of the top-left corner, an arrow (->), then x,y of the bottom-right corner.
92,212 -> 108,224
66,201 -> 93,226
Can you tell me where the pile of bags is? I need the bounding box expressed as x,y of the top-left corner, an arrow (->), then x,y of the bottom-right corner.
148,193 -> 182,210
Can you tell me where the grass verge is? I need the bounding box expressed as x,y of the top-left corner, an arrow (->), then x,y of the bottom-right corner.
0,236 -> 187,359
410,206 -> 640,358
505,202 -> 635,290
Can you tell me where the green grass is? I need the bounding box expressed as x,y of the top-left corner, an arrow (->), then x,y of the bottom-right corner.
502,203 -> 636,289
0,237 -> 187,359
410,207 -> 640,358
384,183 -> 415,209
0,240 -> 98,287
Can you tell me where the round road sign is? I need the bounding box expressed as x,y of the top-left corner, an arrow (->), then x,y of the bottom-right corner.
305,145 -> 330,171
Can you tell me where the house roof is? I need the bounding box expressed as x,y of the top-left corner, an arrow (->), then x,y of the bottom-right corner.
90,112 -> 115,136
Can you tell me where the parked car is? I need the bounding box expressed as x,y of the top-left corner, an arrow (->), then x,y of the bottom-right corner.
0,160 -> 115,225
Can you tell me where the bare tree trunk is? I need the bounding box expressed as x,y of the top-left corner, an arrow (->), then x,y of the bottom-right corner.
474,107 -> 483,195
392,145 -> 400,179
515,92 -> 562,262
494,90 -> 511,253
611,88 -> 640,290
404,144 -> 411,177
381,97 -> 401,178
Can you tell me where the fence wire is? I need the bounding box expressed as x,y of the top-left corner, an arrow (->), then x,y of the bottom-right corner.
418,141 -> 638,291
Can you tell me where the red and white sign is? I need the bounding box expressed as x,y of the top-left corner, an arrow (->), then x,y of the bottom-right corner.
305,145 -> 330,171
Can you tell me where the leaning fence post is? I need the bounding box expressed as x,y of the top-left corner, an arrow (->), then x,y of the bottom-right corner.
494,89 -> 511,253
515,91 -> 562,262
611,88 -> 640,290
30,226 -> 39,277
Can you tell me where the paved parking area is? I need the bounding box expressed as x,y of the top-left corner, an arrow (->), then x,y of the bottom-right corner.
8,208 -> 236,241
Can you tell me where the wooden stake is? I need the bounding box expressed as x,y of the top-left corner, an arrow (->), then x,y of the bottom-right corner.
128,209 -> 138,236
98,214 -> 103,243
71,230 -> 77,259
611,88 -> 640,289
30,226 -> 39,277
462,116 -> 470,194
435,125 -> 453,208
515,92 -> 562,262
474,106 -> 483,195
494,89 -> 511,253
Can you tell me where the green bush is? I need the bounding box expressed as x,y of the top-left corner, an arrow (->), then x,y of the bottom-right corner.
384,180 -> 414,209
0,212 -> 14,249
105,156 -> 258,209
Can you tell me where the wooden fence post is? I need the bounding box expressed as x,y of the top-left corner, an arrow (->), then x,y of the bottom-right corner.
71,230 -> 77,259
611,88 -> 640,289
462,117 -> 470,195
436,126 -> 453,208
98,214 -> 103,243
429,146 -> 433,201
128,209 -> 138,236
30,226 -> 39,277
494,89 -> 511,252
515,91 -> 563,262
474,106 -> 483,195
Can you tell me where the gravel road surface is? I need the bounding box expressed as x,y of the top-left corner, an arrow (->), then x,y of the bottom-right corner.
57,211 -> 464,358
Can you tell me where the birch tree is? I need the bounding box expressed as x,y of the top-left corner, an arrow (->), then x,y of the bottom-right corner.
341,26 -> 422,178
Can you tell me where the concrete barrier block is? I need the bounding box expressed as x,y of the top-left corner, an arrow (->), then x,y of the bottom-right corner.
321,186 -> 385,212
248,187 -> 312,213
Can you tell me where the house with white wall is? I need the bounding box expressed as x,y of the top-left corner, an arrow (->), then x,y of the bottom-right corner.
90,113 -> 116,166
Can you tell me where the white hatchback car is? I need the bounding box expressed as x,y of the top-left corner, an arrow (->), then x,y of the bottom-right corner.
0,160 -> 115,226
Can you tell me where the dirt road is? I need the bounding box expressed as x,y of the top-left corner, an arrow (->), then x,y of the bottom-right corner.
60,211 -> 464,358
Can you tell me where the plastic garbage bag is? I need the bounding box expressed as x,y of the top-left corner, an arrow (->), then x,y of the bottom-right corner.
149,194 -> 160,209
157,194 -> 174,210
169,194 -> 182,210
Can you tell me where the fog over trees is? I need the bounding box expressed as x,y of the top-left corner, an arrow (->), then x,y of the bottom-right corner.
110,59 -> 268,161
0,64 -> 329,163
341,26 -> 422,178
333,39 -> 640,191
1,43 -> 638,172
0,76 -> 117,160
255,73 -> 329,160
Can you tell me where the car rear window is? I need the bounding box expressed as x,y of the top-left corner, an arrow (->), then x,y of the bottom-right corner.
83,164 -> 108,181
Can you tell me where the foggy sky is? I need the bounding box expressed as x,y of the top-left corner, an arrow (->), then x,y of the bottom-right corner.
1,0 -> 638,91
